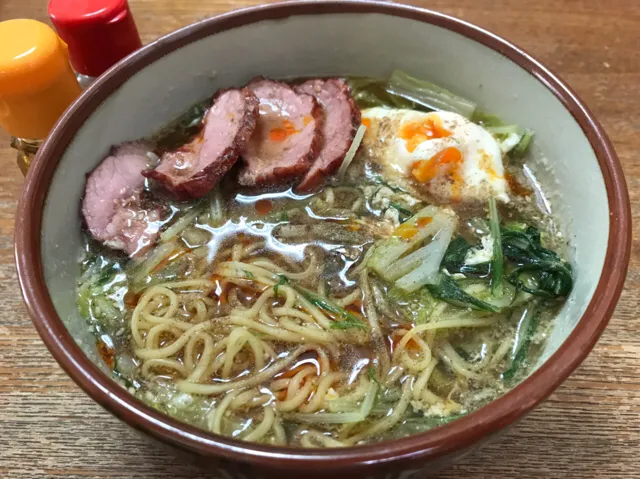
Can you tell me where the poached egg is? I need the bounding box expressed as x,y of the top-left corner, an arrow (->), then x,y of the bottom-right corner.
361,108 -> 510,203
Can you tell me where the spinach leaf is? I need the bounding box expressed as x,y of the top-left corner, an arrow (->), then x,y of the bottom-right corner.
426,274 -> 500,313
502,227 -> 573,298
441,236 -> 490,277
442,225 -> 573,299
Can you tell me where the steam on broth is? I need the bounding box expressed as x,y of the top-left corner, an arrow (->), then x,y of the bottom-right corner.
77,72 -> 572,447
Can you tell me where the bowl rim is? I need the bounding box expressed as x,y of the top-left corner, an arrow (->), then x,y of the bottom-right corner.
14,0 -> 631,470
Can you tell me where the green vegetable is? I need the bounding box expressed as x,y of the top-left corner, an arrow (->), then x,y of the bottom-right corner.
441,236 -> 490,277
348,77 -> 425,111
387,414 -> 464,438
297,287 -> 361,322
488,198 -> 504,297
428,365 -> 457,397
509,129 -> 534,158
471,111 -> 506,127
394,226 -> 456,293
426,274 -> 500,313
368,366 -> 381,387
387,70 -> 477,118
503,306 -> 542,381
486,124 -> 520,136
388,202 -> 413,222
288,411 -> 366,425
278,275 -> 368,330
243,270 -> 255,279
295,381 -> 378,423
348,71 -> 476,118
370,174 -> 410,194
368,205 -> 440,277
155,101 -> 209,151
273,274 -> 288,298
77,246 -> 128,327
209,186 -> 225,227
415,288 -> 437,324
504,221 -> 528,233
328,316 -> 368,331
385,287 -> 435,324
502,227 -> 573,298
279,211 -> 290,222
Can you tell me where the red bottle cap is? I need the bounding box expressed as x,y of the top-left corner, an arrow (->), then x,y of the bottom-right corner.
48,0 -> 143,77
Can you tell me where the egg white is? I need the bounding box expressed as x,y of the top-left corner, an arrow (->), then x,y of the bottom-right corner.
361,108 -> 510,203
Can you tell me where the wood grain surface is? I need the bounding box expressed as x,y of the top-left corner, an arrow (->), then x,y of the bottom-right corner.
1,1 -> 639,477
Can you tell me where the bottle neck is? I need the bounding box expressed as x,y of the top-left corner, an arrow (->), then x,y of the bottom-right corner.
11,137 -> 41,175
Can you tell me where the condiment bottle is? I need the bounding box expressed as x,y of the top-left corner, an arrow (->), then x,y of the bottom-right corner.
0,19 -> 82,175
49,0 -> 143,88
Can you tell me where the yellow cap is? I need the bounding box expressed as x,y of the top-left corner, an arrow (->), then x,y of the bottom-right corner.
0,19 -> 81,139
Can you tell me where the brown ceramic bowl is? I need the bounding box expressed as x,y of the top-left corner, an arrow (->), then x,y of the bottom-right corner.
15,1 -> 631,477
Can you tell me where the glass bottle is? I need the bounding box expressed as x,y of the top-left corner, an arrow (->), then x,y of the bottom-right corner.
0,19 -> 82,175
49,0 -> 143,88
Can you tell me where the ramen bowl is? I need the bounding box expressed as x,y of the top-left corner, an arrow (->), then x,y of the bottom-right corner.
14,1 -> 630,477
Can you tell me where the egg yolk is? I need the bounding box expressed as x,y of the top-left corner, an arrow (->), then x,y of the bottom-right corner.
269,119 -> 298,142
399,115 -> 452,153
411,147 -> 463,183
393,216 -> 433,240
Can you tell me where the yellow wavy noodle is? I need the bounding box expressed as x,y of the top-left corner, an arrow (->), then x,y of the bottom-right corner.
128,234 -> 498,447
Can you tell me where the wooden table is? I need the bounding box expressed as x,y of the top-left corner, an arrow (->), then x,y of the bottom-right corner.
1,1 -> 638,477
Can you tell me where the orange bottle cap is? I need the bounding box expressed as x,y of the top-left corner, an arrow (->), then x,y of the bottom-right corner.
0,19 -> 81,139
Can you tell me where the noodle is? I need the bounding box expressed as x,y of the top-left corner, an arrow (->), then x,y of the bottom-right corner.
177,344 -> 324,395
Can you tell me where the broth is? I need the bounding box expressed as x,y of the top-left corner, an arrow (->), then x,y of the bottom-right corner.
77,73 -> 572,447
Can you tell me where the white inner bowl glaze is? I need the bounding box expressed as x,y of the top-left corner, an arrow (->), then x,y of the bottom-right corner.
41,12 -> 607,377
